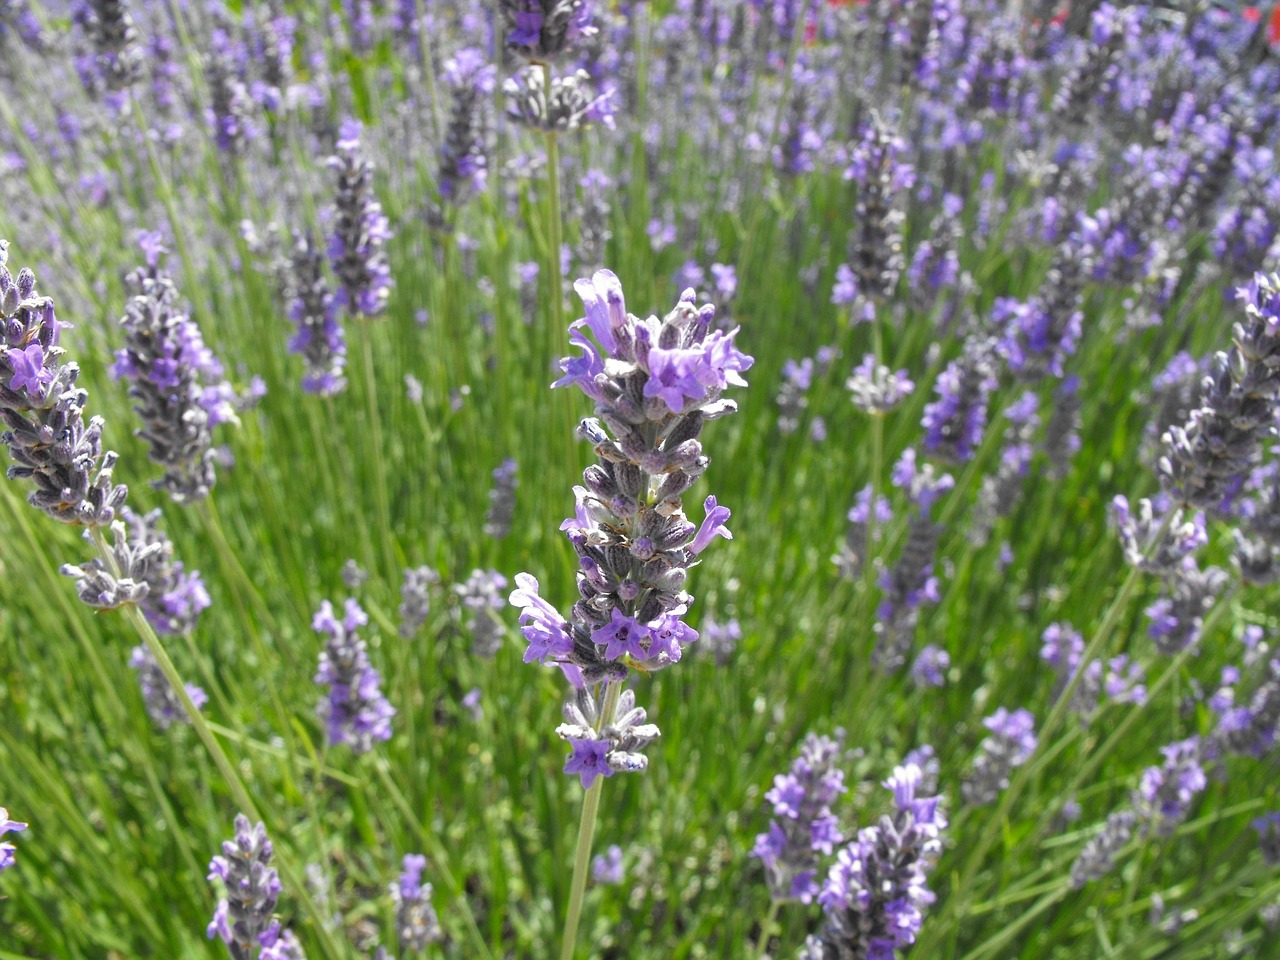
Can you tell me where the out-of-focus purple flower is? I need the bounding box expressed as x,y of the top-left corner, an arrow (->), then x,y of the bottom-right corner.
847,354 -> 914,414
962,707 -> 1037,807
391,853 -> 441,950
0,808 -> 27,872
437,48 -> 496,206
592,844 -> 624,885
313,597 -> 395,752
455,569 -> 510,658
1253,812 -> 1280,867
1136,737 -> 1206,835
328,118 -> 392,319
499,0 -> 597,62
910,645 -> 950,688
752,732 -> 847,904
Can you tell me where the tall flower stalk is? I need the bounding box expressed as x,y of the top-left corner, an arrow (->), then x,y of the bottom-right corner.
509,269 -> 752,959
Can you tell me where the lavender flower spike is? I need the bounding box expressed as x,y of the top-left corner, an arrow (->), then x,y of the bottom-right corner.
514,269 -> 749,787
313,597 -> 395,752
391,853 -> 441,951
285,229 -> 346,397
0,243 -> 126,525
0,808 -> 27,872
752,732 -> 847,904
962,707 -> 1038,807
328,119 -> 392,320
112,235 -> 239,504
804,758 -> 947,960
207,814 -> 282,957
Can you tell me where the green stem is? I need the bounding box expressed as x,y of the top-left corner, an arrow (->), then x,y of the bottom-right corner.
361,328 -> 399,579
89,528 -> 347,960
935,548 -> 1154,947
861,317 -> 886,635
559,680 -> 622,960
1035,593 -> 1234,839
753,899 -> 783,960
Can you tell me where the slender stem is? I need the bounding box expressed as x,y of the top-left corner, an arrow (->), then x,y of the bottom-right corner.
1035,593 -> 1234,839
935,550 -> 1153,947
542,69 -> 566,366
89,528 -> 347,960
361,327 -> 399,579
559,680 -> 622,960
861,317 -> 886,632
753,899 -> 783,960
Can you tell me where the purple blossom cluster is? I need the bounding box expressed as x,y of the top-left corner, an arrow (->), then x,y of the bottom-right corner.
802,759 -> 947,960
207,815 -> 297,959
455,569 -> 509,659
390,853 -> 441,951
328,119 -> 393,320
0,808 -> 27,872
0,243 -> 125,526
875,450 -> 953,670
511,269 -> 751,784
284,230 -> 345,397
752,732 -> 847,904
111,233 -> 240,504
962,707 -> 1037,807
313,597 -> 395,753
436,48 -> 496,207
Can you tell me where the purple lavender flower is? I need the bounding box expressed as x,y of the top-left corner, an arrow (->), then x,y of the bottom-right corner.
129,644 -> 209,731
437,49 -> 497,206
0,244 -> 126,526
752,732 -> 848,904
921,336 -> 998,463
1160,275 -> 1280,508
1104,655 -> 1147,705
73,0 -> 142,94
847,355 -> 914,414
592,844 -> 624,885
313,597 -> 395,752
504,66 -> 616,133
1070,810 -> 1136,888
700,615 -> 742,665
285,230 -> 346,397
1111,495 -> 1206,574
557,685 -> 660,787
875,451 -> 953,670
836,115 -> 914,322
455,569 -> 509,658
484,458 -> 519,539
112,236 -> 240,504
391,853 -> 441,951
910,644 -> 950,688
834,483 -> 893,582
995,239 -> 1088,382
1253,813 -> 1280,867
1144,559 -> 1229,656
398,565 -> 438,639
499,0 -> 596,63
1135,737 -> 1206,835
514,269 -> 749,709
0,808 -> 27,872
207,815 -> 284,957
778,348 -> 836,435
206,29 -> 254,156
805,758 -> 947,960
328,119 -> 392,320
962,707 -> 1037,807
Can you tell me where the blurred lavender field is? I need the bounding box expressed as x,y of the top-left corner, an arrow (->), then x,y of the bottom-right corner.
2,1 -> 1280,958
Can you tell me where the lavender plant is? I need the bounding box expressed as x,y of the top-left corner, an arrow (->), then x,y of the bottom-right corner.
510,268 -> 751,957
